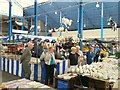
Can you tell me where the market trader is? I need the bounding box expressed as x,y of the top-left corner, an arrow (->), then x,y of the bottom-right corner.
20,42 -> 34,79
68,47 -> 79,66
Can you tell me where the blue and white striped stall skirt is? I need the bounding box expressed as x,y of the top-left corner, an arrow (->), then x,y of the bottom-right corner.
1,57 -> 68,81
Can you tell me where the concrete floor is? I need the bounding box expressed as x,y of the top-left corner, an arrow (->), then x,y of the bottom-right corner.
1,71 -> 21,83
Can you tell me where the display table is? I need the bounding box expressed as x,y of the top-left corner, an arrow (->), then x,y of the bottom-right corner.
0,78 -> 55,89
1,57 -> 69,81
81,75 -> 112,90
55,74 -> 115,90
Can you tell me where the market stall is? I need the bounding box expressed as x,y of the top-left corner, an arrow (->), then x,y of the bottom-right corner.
1,56 -> 69,81
56,74 -> 115,90
1,34 -> 70,80
55,57 -> 120,90
1,34 -> 120,90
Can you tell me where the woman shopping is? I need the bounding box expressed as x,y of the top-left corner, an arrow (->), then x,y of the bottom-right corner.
40,46 -> 55,85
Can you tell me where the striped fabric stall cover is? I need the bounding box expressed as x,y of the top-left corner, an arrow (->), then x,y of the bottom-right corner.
9,34 -> 23,41
1,57 -> 3,71
29,64 -> 42,81
56,60 -> 68,75
1,58 -> 43,81
2,57 -> 5,71
30,64 -> 41,81
1,57 -> 68,81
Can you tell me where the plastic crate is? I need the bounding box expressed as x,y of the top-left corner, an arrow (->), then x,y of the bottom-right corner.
58,80 -> 68,90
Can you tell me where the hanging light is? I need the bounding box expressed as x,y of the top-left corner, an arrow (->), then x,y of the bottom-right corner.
96,2 -> 100,8
84,24 -> 86,27
55,11 -> 57,14
107,22 -> 110,25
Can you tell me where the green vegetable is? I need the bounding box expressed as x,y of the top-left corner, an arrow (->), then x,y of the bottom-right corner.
115,52 -> 120,59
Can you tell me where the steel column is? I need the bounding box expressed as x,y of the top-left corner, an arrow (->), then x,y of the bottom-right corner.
78,2 -> 83,51
45,15 -> 48,36
60,11 -> 62,36
21,17 -> 24,30
100,2 -> 104,40
34,0 -> 38,35
8,0 -> 12,40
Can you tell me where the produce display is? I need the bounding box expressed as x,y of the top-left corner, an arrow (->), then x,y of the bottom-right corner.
58,73 -> 78,80
115,52 -> 120,59
58,58 -> 120,81
82,62 -> 119,80
102,57 -> 120,65
0,78 -> 51,89
1,53 -> 20,60
1,43 -> 23,60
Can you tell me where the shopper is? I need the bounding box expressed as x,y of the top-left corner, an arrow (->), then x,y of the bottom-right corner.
76,46 -> 86,65
68,47 -> 79,66
33,42 -> 43,58
64,48 -> 69,59
39,43 -> 48,83
76,46 -> 83,57
20,42 -> 34,79
94,45 -> 101,62
40,46 -> 55,85
86,47 -> 95,65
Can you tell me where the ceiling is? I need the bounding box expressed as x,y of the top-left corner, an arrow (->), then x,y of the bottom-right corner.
23,1 -> 119,30
0,0 -> 48,16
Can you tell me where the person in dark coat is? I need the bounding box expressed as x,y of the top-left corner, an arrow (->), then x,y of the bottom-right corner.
20,42 -> 34,79
94,45 -> 101,62
33,42 -> 43,58
86,47 -> 95,65
68,47 -> 79,66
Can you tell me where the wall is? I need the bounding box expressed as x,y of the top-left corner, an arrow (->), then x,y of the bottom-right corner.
52,28 -> 119,40
37,20 -> 45,36
0,14 -> 46,36
1,20 -> 9,35
30,19 -> 45,36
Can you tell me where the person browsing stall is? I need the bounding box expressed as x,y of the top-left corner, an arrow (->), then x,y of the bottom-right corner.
86,47 -> 95,65
40,46 -> 55,85
94,45 -> 101,62
20,42 -> 34,79
76,46 -> 86,65
39,42 -> 48,83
